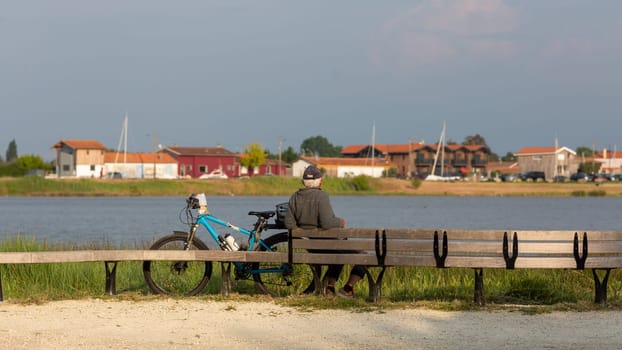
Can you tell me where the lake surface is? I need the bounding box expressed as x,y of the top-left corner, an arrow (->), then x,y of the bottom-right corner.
1,196 -> 621,246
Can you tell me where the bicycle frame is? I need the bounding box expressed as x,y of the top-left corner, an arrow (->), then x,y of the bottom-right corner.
187,212 -> 289,276
193,213 -> 271,251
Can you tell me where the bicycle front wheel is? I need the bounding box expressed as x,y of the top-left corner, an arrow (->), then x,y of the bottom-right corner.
252,232 -> 317,297
143,232 -> 213,296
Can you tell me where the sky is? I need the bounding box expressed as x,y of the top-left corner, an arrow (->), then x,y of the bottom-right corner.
2,1 -> 622,161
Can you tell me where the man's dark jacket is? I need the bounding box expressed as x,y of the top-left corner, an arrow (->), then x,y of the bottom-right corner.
284,187 -> 342,229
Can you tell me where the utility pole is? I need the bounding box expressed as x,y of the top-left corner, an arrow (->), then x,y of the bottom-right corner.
152,132 -> 157,179
408,137 -> 413,179
278,136 -> 283,176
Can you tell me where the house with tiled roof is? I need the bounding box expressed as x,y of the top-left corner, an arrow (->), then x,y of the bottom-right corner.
292,156 -> 391,178
104,152 -> 178,179
342,142 -> 490,178
591,149 -> 622,174
164,145 -> 288,178
515,146 -> 579,180
51,140 -> 107,178
163,145 -> 240,178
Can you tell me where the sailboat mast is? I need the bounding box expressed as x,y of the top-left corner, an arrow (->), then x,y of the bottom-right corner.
441,122 -> 445,177
431,122 -> 445,176
124,114 -> 128,163
114,113 -> 128,172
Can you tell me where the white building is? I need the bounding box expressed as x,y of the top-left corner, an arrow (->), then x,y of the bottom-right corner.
292,157 -> 390,178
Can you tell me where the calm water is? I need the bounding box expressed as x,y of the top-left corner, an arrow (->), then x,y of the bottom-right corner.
1,196 -> 621,246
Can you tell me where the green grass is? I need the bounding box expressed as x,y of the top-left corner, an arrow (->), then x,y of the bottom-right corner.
0,175 -> 389,197
2,236 -> 622,311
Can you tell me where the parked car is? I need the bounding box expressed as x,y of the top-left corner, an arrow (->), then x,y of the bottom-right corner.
106,172 -> 123,179
520,171 -> 546,182
25,169 -> 46,177
591,173 -> 611,183
499,173 -> 519,182
570,172 -> 590,182
199,169 -> 228,179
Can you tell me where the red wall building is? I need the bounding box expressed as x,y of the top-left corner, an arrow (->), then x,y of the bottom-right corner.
164,146 -> 240,178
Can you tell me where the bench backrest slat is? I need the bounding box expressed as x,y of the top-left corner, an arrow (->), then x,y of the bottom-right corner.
0,250 -> 289,264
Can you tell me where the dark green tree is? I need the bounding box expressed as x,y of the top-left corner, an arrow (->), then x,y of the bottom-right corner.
281,146 -> 299,164
576,146 -> 594,158
6,139 -> 18,162
463,134 -> 488,146
579,161 -> 599,174
300,135 -> 342,157
501,152 -> 517,162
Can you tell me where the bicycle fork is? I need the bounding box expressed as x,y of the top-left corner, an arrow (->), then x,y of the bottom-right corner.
170,224 -> 200,275
184,224 -> 199,250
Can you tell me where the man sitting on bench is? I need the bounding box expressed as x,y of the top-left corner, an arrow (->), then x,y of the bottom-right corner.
285,165 -> 365,298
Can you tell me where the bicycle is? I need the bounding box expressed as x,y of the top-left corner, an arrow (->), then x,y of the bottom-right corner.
142,193 -> 317,297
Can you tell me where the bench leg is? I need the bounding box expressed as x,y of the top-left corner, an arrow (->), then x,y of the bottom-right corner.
220,263 -> 232,296
592,268 -> 611,306
104,261 -> 118,295
312,265 -> 324,296
365,267 -> 385,303
473,268 -> 484,306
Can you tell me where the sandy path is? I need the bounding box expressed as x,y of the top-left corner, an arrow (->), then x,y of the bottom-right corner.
1,299 -> 621,349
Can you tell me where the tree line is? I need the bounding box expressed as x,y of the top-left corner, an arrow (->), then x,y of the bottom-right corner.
0,139 -> 53,177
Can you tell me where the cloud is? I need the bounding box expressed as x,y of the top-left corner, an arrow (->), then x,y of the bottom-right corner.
371,0 -> 518,72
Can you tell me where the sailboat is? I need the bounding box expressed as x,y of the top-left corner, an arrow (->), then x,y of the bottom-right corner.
425,122 -> 460,181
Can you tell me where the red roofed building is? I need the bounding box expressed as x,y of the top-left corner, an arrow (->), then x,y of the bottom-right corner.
590,149 -> 622,174
104,151 -> 178,179
52,140 -> 107,178
342,142 -> 490,178
163,145 -> 239,179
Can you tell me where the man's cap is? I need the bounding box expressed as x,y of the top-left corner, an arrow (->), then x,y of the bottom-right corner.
302,165 -> 322,180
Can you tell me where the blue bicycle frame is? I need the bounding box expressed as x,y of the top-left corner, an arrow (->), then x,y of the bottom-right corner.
194,213 -> 289,275
196,214 -> 270,251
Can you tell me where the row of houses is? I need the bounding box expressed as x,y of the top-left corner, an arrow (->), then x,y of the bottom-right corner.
51,140 -> 286,179
51,139 -> 493,179
51,139 -> 620,181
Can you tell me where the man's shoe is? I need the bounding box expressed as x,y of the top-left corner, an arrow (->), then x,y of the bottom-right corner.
337,287 -> 354,298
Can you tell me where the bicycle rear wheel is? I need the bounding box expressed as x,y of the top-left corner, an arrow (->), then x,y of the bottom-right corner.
252,232 -> 317,297
143,232 -> 213,296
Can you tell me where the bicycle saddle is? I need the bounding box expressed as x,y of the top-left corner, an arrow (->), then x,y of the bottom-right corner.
248,211 -> 276,219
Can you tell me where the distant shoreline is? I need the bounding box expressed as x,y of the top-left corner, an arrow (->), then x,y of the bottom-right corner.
2,176 -> 621,197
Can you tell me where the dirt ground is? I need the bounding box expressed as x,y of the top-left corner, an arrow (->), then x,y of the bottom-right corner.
391,179 -> 622,196
1,298 -> 622,350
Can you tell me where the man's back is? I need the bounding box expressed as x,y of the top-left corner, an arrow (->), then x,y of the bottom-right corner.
285,187 -> 342,230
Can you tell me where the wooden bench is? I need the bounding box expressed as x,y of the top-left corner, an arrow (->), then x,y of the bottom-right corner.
288,228 -> 622,305
4,229 -> 622,305
0,250 -> 287,301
